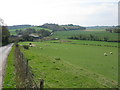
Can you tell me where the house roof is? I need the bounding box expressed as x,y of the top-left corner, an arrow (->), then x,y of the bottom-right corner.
29,34 -> 39,37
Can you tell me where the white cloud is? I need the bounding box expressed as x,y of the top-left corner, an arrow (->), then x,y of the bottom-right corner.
0,0 -> 119,26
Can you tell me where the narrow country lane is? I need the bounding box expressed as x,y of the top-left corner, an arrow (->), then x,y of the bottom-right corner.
0,43 -> 13,89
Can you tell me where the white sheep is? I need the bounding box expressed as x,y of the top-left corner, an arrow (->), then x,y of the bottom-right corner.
29,45 -> 32,47
110,52 -> 113,54
104,53 -> 107,56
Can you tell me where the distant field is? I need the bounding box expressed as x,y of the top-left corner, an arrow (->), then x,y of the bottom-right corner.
19,40 -> 118,88
51,30 -> 119,41
86,28 -> 106,31
9,27 -> 119,42
86,26 -> 111,31
9,26 -> 52,35
47,39 -> 119,47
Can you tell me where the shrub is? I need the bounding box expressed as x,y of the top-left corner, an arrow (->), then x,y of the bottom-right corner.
23,45 -> 29,50
55,67 -> 60,70
15,43 -> 19,47
55,57 -> 61,60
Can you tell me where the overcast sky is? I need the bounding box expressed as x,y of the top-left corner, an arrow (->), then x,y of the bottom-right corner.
0,0 -> 119,26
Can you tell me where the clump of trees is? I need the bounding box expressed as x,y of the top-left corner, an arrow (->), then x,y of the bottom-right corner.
15,28 -> 36,35
22,34 -> 34,41
23,45 -> 29,49
41,23 -> 66,31
2,26 -> 10,45
15,28 -> 51,41
61,24 -> 86,30
106,26 -> 120,33
9,35 -> 20,43
15,28 -> 51,37
40,23 -> 86,31
37,29 -> 51,37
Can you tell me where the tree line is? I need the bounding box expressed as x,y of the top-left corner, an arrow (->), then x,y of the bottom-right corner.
8,25 -> 33,30
15,28 -> 51,37
106,26 -> 120,33
68,34 -> 119,42
40,23 -> 86,31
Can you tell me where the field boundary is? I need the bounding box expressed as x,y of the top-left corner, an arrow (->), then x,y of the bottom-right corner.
50,41 -> 119,48
14,43 -> 38,88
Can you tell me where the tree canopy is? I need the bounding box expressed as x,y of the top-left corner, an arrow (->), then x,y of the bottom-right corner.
2,26 -> 10,45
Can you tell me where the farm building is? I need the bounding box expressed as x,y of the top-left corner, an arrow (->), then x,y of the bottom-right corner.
29,34 -> 41,39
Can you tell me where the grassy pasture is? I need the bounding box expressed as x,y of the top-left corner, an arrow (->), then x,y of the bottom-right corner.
47,39 -> 118,47
6,28 -> 119,88
19,40 -> 118,88
51,30 -> 119,41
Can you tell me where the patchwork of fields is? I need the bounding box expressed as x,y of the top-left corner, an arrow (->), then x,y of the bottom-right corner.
19,40 -> 118,88
5,28 -> 119,88
9,27 -> 120,42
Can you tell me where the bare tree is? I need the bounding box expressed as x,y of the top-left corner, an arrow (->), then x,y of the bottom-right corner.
0,18 -> 4,26
0,18 -> 10,46
0,18 -> 3,46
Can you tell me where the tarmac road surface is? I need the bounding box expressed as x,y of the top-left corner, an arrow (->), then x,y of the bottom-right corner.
0,43 -> 13,89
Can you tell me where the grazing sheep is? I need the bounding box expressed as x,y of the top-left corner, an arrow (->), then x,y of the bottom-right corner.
110,52 -> 113,54
29,45 -> 32,47
104,53 -> 107,56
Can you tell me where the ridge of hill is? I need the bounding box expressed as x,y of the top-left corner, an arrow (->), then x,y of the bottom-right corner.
8,25 -> 33,30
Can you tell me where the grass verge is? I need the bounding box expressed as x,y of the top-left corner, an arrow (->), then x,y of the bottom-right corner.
3,46 -> 16,88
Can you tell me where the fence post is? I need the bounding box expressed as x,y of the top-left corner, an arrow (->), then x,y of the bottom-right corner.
40,79 -> 44,90
26,59 -> 28,76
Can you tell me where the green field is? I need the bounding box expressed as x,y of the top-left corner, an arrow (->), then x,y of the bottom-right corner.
9,26 -> 52,35
5,28 -> 119,88
47,39 -> 118,47
51,30 -> 119,41
19,40 -> 118,88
